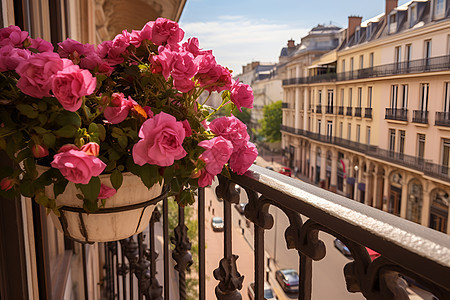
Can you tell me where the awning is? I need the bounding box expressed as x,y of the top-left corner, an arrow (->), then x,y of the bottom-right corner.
347,177 -> 355,185
358,182 -> 366,191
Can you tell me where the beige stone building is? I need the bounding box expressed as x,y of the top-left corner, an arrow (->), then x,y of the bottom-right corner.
281,0 -> 450,234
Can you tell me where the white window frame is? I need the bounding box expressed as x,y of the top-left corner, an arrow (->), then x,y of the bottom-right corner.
420,83 -> 429,112
391,85 -> 399,108
401,84 -> 408,109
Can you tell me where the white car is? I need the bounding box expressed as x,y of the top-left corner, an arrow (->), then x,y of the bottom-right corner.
247,281 -> 277,300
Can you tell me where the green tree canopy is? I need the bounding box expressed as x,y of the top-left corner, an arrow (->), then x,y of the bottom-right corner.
259,100 -> 282,142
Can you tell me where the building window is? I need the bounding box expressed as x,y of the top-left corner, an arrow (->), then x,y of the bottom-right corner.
359,55 -> 364,69
342,59 -> 346,73
395,46 -> 402,64
429,189 -> 448,233
367,126 -> 371,145
367,24 -> 372,40
348,123 -> 352,140
355,28 -> 360,42
410,5 -> 417,27
327,89 -> 334,108
318,119 -> 322,134
399,130 -> 406,155
401,84 -> 408,109
369,52 -> 374,68
367,87 -> 373,108
391,85 -> 398,108
444,82 -> 450,113
417,133 -> 425,158
340,89 -> 344,107
424,40 -> 432,61
434,0 -> 445,18
357,87 -> 362,107
339,122 -> 343,138
350,57 -> 354,73
318,90 -> 322,105
442,139 -> 450,173
356,125 -> 361,143
349,88 -> 353,107
407,180 -> 422,224
327,121 -> 333,140
389,129 -> 396,152
389,13 -> 397,33
420,83 -> 429,111
405,44 -> 412,69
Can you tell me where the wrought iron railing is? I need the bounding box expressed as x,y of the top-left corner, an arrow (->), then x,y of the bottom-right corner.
316,105 -> 323,114
326,105 -> 334,114
346,106 -> 353,116
101,166 -> 450,299
282,102 -> 289,109
385,108 -> 408,121
354,107 -> 362,117
412,110 -> 429,124
338,106 -> 344,115
364,107 -> 372,119
435,112 -> 450,127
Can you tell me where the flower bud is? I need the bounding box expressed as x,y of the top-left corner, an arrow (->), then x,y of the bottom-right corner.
80,142 -> 100,156
0,178 -> 14,191
31,144 -> 49,158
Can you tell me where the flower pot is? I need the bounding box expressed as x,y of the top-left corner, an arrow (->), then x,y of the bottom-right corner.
44,171 -> 166,243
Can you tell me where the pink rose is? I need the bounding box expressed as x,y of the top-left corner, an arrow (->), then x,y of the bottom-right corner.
206,65 -> 232,92
154,46 -> 176,80
195,51 -> 216,73
198,170 -> 214,187
58,38 -> 94,58
143,106 -> 154,118
198,136 -> 233,175
133,112 -> 187,166
58,144 -> 79,153
183,37 -> 202,56
29,38 -> 53,53
104,93 -> 136,124
209,116 -> 250,151
229,142 -> 258,175
0,45 -> 31,72
0,178 -> 14,191
130,21 -> 153,48
51,148 -> 106,184
151,18 -> 184,46
51,59 -> 97,112
16,52 -> 64,98
182,120 -> 192,137
173,78 -> 195,92
98,184 -> 117,199
0,25 -> 29,47
80,142 -> 100,156
230,79 -> 254,111
171,51 -> 198,81
31,144 -> 49,158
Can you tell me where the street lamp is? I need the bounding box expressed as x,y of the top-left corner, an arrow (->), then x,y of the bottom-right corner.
354,165 -> 359,201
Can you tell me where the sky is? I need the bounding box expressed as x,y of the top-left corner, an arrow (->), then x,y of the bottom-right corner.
179,0 -> 410,75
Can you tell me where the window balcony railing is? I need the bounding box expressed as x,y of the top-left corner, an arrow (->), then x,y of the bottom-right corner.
281,102 -> 289,109
338,106 -> 344,115
346,107 -> 353,116
364,108 -> 372,118
385,108 -> 408,121
316,105 -> 323,114
326,105 -> 334,114
354,107 -> 362,117
100,166 -> 450,300
412,110 -> 429,124
435,111 -> 450,127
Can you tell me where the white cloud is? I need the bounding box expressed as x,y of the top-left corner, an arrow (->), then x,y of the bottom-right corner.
180,16 -> 308,75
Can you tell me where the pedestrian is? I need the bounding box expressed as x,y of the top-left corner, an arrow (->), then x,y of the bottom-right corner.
294,166 -> 298,177
271,157 -> 274,164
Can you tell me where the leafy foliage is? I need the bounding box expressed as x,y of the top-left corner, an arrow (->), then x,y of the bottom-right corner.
259,100 -> 282,142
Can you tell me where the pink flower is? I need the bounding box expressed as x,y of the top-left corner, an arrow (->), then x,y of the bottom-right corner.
173,78 -> 195,92
195,51 -> 216,73
143,106 -> 154,118
51,59 -> 97,112
154,46 -> 176,80
29,38 -> 53,53
51,148 -> 106,184
31,144 -> 49,158
230,79 -> 254,111
104,93 -> 136,124
209,116 -> 250,151
198,170 -> 214,187
182,120 -> 192,137
16,52 -> 64,98
183,37 -> 202,56
151,18 -> 184,46
0,178 -> 14,191
0,45 -> 31,72
229,142 -> 258,175
206,65 -> 232,92
132,112 -> 187,166
198,136 -> 233,175
98,184 -> 117,199
171,51 -> 198,81
130,21 -> 154,48
0,25 -> 29,47
58,38 -> 94,58
80,142 -> 100,156
58,144 -> 79,153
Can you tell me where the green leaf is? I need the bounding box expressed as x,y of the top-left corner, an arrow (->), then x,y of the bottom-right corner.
140,164 -> 159,189
117,165 -> 125,172
42,133 -> 56,148
97,124 -> 106,141
56,111 -> 81,127
88,123 -> 98,134
33,126 -> 48,135
83,199 -> 99,213
35,168 -> 55,187
16,148 -> 32,163
111,127 -> 124,138
108,148 -> 121,161
24,158 -> 38,179
54,125 -> 77,138
118,136 -> 128,149
104,161 -> 117,173
79,176 -> 101,202
53,179 -> 68,198
126,157 -> 140,175
38,114 -> 48,126
110,169 -> 123,190
35,194 -> 50,207
37,101 -> 47,111
19,180 -> 34,197
163,166 -> 175,184
16,104 -> 38,119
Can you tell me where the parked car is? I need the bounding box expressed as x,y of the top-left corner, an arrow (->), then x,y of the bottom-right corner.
247,281 -> 277,300
278,167 -> 292,176
265,166 -> 274,171
275,269 -> 299,293
234,202 -> 247,215
334,239 -> 351,257
211,217 -> 224,232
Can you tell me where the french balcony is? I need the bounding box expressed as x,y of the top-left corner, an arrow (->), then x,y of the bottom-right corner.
435,111 -> 450,127
364,108 -> 373,119
412,110 -> 429,124
385,108 -> 408,121
338,106 -> 344,115
326,105 -> 334,114
316,105 -> 323,114
354,107 -> 362,117
281,102 -> 289,109
346,106 -> 353,116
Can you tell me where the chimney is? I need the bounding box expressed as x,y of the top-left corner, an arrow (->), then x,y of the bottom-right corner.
386,0 -> 398,16
347,16 -> 362,41
287,39 -> 295,48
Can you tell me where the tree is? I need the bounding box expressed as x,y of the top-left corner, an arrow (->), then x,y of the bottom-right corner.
259,100 -> 282,142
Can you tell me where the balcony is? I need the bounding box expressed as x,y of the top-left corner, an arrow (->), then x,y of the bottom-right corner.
354,107 -> 362,117
316,105 -> 323,114
346,107 -> 353,116
385,108 -> 408,121
412,110 -> 429,124
281,102 -> 289,109
435,112 -> 450,127
338,106 -> 344,115
326,105 -> 334,114
364,108 -> 372,119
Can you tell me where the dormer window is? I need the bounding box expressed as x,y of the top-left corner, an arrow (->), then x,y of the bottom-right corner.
355,27 -> 361,42
366,24 -> 372,40
434,0 -> 445,18
410,5 -> 417,27
389,13 -> 397,33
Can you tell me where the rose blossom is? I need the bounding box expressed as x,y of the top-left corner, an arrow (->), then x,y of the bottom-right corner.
51,59 -> 97,112
80,142 -> 100,156
207,65 -> 232,92
51,147 -> 106,184
104,93 -> 136,124
230,79 -> 254,111
171,51 -> 198,81
29,38 -> 53,53
133,112 -> 187,166
31,144 -> 49,158
98,184 -> 117,199
229,142 -> 258,175
58,38 -> 95,58
209,116 -> 250,151
0,25 -> 29,47
198,136 -> 233,176
0,178 -> 14,191
151,18 -> 184,46
198,169 -> 215,188
0,45 -> 31,72
182,120 -> 192,137
16,52 -> 64,98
